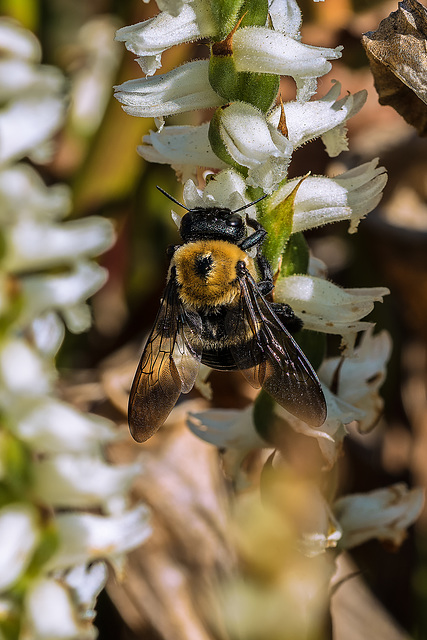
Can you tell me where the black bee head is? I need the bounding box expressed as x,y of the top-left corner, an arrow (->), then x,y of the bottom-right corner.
180,207 -> 246,244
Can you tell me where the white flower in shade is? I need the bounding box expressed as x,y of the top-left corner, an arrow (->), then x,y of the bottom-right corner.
232,27 -> 342,101
114,59 -> 223,118
0,504 -> 40,591
187,406 -> 266,488
268,81 -> 367,156
319,327 -> 392,433
275,387 -> 364,469
138,123 -> 227,182
274,275 -> 389,345
216,102 -> 294,193
45,506 -> 151,573
334,484 -> 425,549
268,159 -> 388,234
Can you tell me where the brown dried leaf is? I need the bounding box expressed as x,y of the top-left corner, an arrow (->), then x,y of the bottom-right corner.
362,0 -> 427,135
107,406 -> 234,640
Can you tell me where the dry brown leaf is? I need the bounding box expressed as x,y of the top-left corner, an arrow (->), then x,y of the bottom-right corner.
362,0 -> 427,135
107,406 -> 234,640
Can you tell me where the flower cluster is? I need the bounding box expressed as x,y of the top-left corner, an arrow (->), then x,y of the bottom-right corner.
0,19 -> 150,639
115,0 -> 424,635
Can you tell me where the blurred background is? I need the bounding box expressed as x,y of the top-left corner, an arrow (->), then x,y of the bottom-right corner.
1,0 -> 426,638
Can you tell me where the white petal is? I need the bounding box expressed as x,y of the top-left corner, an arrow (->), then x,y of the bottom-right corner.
187,406 -> 267,489
156,0 -> 187,15
321,90 -> 367,156
334,484 -> 425,549
62,563 -> 107,613
218,102 -> 292,193
0,338 -> 53,398
183,169 -> 249,211
0,504 -> 40,590
188,406 -> 265,449
0,163 -> 71,224
4,217 -> 114,271
138,123 -> 226,181
0,19 -> 41,61
233,27 -> 342,100
61,303 -> 93,333
23,578 -> 97,640
268,82 -> 366,153
114,59 -> 223,117
45,506 -> 151,571
31,312 -> 65,356
115,2 -> 215,75
269,0 -> 302,38
319,327 -> 392,432
32,454 -> 141,509
275,275 -> 389,337
0,93 -> 65,167
269,160 -> 387,234
13,398 -> 117,454
20,262 -> 108,326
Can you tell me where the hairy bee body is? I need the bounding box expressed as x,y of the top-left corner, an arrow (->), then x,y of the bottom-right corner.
172,240 -> 256,310
128,195 -> 327,443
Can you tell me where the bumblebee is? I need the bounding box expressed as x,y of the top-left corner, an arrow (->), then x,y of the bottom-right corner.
128,188 -> 327,442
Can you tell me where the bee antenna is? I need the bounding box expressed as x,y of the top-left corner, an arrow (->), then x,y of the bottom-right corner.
231,194 -> 268,214
156,186 -> 190,211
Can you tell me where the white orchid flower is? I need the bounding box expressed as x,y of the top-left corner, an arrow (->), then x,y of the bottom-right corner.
115,1 -> 216,75
114,60 -> 223,118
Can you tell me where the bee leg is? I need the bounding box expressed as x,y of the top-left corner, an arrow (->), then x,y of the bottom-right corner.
239,228 -> 267,252
271,302 -> 303,334
256,254 -> 274,295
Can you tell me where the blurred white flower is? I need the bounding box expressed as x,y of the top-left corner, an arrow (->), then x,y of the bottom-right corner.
0,20 -> 151,640
0,504 -> 40,591
0,19 -> 66,167
45,506 -> 151,573
22,576 -> 99,640
334,484 -> 425,549
12,398 -> 117,454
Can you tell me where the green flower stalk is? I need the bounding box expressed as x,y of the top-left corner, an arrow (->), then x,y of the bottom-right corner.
115,0 -> 424,637
0,20 -> 150,639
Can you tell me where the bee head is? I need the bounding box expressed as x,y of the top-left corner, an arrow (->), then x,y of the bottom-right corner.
180,207 -> 246,244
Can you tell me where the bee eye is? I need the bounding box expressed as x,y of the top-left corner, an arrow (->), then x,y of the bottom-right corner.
227,214 -> 243,227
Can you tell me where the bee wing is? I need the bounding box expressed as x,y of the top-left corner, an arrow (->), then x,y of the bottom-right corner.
128,277 -> 202,442
226,269 -> 327,428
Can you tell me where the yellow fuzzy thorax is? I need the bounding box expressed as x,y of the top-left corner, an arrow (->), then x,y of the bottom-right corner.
172,240 -> 257,309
